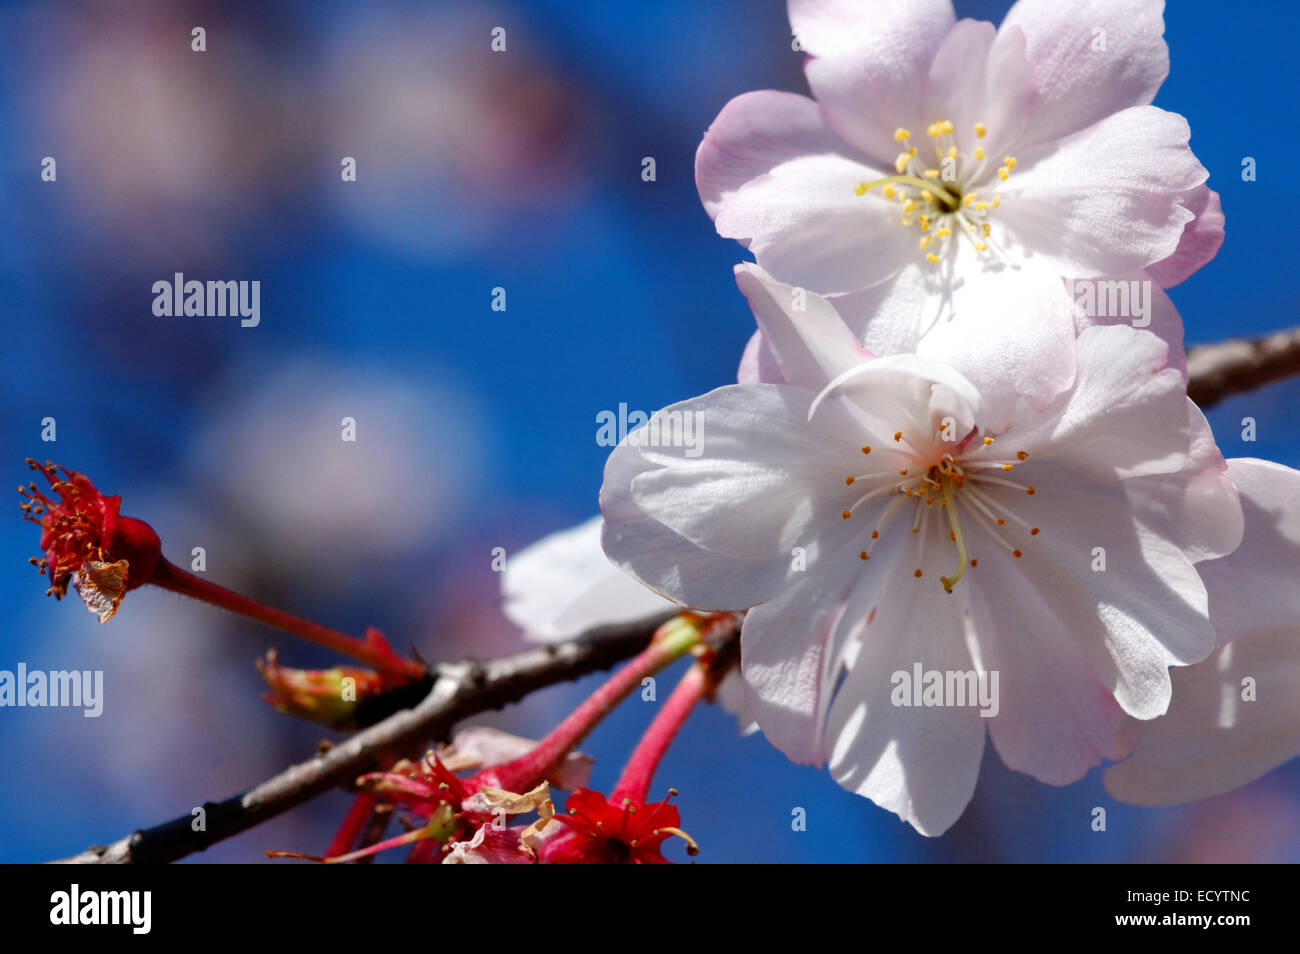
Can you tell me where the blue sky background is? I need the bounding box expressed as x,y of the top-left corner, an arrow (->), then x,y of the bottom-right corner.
0,0 -> 1297,863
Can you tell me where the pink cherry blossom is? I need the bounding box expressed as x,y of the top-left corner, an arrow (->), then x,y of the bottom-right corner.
699,0 -> 1220,403
600,283 -> 1242,835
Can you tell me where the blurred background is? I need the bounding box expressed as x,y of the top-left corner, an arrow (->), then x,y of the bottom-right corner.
0,0 -> 1296,863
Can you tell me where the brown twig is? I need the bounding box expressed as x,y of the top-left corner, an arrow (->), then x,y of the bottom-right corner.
1187,325 -> 1300,409
53,612 -> 677,864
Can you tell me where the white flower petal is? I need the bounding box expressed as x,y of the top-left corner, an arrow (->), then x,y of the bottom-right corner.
713,152 -> 915,295
696,89 -> 853,220
967,538 -> 1125,785
1105,629 -> 1300,806
734,263 -> 872,390
1200,459 -> 1300,643
736,329 -> 786,385
1001,0 -> 1169,147
999,106 -> 1206,277
980,460 -> 1217,720
791,0 -> 957,166
502,516 -> 675,641
629,384 -> 866,566
922,19 -> 1037,162
600,386 -> 860,611
1145,185 -> 1225,289
1008,324 -> 1190,481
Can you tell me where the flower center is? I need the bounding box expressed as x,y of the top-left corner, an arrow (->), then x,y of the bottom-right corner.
840,434 -> 1039,592
852,119 -> 1015,264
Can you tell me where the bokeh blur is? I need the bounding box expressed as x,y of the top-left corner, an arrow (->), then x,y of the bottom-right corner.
1,0 -> 1296,863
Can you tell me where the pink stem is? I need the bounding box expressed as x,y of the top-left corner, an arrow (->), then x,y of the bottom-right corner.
611,662 -> 709,805
151,559 -> 424,680
474,620 -> 701,795
326,792 -> 377,859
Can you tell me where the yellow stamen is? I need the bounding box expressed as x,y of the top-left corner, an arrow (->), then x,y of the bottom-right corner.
974,123 -> 987,139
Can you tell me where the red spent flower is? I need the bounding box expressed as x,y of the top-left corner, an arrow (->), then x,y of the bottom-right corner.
19,459 -> 162,622
541,787 -> 697,865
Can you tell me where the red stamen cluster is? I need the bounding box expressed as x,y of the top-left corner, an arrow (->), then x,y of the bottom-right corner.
541,787 -> 697,864
19,459 -> 161,608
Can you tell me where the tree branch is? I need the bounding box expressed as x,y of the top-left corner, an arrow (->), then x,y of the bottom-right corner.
1187,325 -> 1300,409
53,612 -> 676,864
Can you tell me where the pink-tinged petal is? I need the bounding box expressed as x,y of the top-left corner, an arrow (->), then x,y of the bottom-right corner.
976,460 -> 1217,720
813,352 -> 983,448
696,90 -> 850,220
442,823 -> 535,864
734,263 -> 872,390
1105,628 -> 1300,806
1001,0 -> 1169,147
826,257 -> 1077,429
791,0 -> 957,166
740,543 -> 889,767
743,521 -> 984,836
823,540 -> 984,836
1068,272 -> 1187,377
628,384 -> 869,567
713,152 -> 915,295
922,21 -> 1037,162
1009,325 -> 1190,482
714,670 -> 759,736
1145,185 -> 1225,289
736,329 -> 786,385
502,516 -> 674,640
1198,459 -> 1300,644
1000,106 -> 1206,277
967,538 -> 1125,784
910,260 -> 1077,429
1125,404 -> 1242,565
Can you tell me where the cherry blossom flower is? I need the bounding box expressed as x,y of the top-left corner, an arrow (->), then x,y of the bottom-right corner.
1105,459 -> 1300,806
600,287 -> 1243,834
540,788 -> 696,865
699,0 -> 1220,407
19,459 -> 163,622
